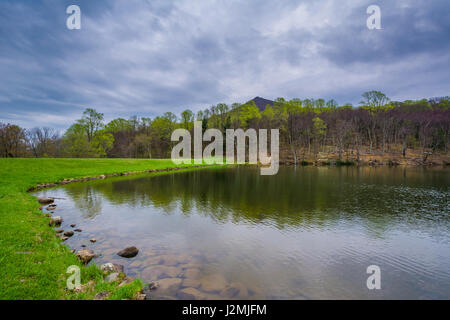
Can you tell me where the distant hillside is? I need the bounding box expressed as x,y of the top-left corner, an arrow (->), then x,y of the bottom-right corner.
247,96 -> 274,112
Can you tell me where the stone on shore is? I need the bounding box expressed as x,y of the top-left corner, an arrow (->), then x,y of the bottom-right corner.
49,216 -> 62,226
76,249 -> 96,264
105,272 -> 120,283
117,246 -> 139,258
94,291 -> 110,300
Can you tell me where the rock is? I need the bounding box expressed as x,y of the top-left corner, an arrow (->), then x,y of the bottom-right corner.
156,278 -> 182,293
56,229 -> 64,234
74,229 -> 82,232
200,274 -> 228,293
183,268 -> 201,279
220,282 -> 248,299
159,254 -> 189,266
105,272 -> 120,283
178,287 -> 206,300
135,293 -> 146,300
61,236 -> 69,241
141,266 -> 181,281
101,263 -> 124,274
46,204 -> 57,210
38,197 -> 54,204
76,249 -> 96,264
182,279 -> 201,288
81,245 -> 86,248
70,224 -> 76,227
64,231 -> 74,237
90,238 -> 97,243
117,246 -> 139,258
118,277 -> 136,287
49,216 -> 62,226
94,291 -> 110,300
146,282 -> 159,291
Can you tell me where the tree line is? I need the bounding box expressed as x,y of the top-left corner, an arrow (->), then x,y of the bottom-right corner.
1,91 -> 449,162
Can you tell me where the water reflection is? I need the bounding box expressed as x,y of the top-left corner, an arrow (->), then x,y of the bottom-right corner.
35,166 -> 450,299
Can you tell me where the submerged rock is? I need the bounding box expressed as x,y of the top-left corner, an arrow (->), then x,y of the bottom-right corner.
178,287 -> 206,300
182,278 -> 201,289
156,278 -> 182,293
117,246 -> 139,258
74,228 -> 82,232
38,197 -> 54,204
200,274 -> 228,293
141,265 -> 181,281
70,224 -> 76,228
220,282 -> 248,299
76,249 -> 96,264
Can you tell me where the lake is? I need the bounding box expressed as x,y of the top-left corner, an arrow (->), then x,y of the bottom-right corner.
34,166 -> 450,299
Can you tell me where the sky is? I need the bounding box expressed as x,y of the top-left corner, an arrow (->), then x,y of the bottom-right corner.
0,0 -> 449,130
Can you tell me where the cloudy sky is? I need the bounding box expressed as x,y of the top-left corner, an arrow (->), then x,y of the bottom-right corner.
0,0 -> 449,130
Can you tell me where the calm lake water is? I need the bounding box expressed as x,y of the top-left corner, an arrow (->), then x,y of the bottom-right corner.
35,166 -> 450,299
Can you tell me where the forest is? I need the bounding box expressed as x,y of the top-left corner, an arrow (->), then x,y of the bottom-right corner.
1,91 -> 449,164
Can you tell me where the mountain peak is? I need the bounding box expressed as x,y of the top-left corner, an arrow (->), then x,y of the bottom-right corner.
248,96 -> 275,111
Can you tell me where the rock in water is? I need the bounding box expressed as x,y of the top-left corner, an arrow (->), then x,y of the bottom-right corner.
100,263 -> 124,274
178,287 -> 206,300
90,238 -> 97,243
74,229 -> 82,232
38,197 -> 54,204
64,231 -> 74,237
76,249 -> 96,264
49,216 -> 62,226
200,274 -> 228,292
117,246 -> 139,258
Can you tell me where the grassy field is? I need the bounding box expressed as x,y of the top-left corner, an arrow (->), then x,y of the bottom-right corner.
0,158 -> 206,300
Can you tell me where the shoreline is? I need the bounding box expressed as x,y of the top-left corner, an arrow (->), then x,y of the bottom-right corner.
27,164 -> 215,193
0,158 -> 217,300
30,163 -> 216,300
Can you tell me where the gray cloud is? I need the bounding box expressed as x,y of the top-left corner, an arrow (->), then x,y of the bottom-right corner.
0,0 -> 449,129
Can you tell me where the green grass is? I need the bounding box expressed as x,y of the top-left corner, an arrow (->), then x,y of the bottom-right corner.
0,158 -> 207,300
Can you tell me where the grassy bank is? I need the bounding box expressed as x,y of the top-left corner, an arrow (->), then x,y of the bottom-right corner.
0,158 -> 206,300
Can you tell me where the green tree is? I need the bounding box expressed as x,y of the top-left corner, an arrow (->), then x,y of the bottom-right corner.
78,108 -> 104,142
